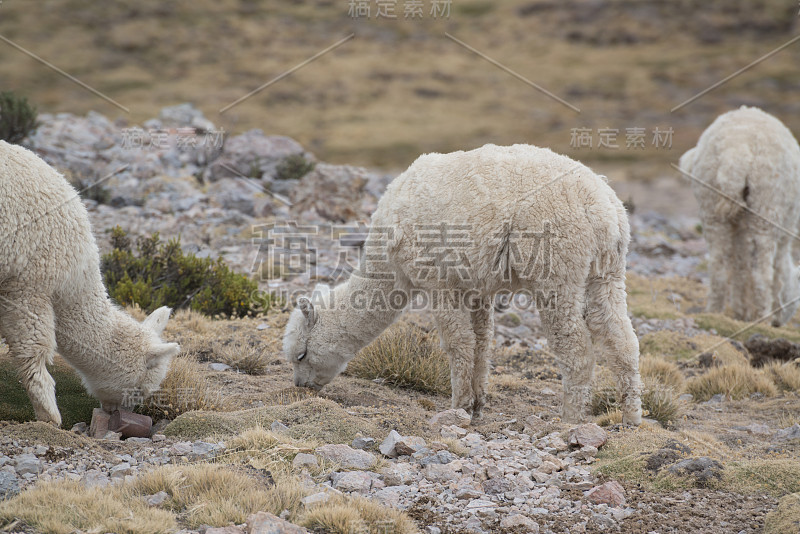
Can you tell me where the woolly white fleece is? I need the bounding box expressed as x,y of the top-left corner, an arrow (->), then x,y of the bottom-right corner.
680,106 -> 800,326
284,144 -> 642,424
0,141 -> 180,426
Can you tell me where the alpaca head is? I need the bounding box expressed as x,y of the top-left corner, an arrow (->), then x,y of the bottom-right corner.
87,306 -> 181,411
283,290 -> 352,390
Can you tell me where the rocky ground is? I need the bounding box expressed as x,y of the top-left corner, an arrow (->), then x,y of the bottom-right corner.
0,107 -> 799,533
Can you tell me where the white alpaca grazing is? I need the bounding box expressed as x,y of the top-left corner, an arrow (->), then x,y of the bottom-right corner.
0,141 -> 180,426
284,144 -> 642,425
679,107 -> 800,326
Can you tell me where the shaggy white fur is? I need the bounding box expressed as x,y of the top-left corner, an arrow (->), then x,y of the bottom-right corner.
0,141 -> 180,426
680,106 -> 800,326
284,144 -> 642,424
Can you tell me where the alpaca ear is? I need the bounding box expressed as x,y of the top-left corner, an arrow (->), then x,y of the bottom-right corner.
147,342 -> 180,369
298,297 -> 317,328
143,306 -> 173,335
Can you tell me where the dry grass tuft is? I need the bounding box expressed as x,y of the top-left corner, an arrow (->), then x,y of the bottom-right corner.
763,362 -> 800,392
0,480 -> 175,534
217,340 -> 269,375
490,374 -> 528,393
299,496 -> 418,534
138,355 -> 224,419
640,356 -> 685,392
346,323 -> 450,395
127,464 -> 283,528
764,492 -> 800,534
686,363 -> 778,401
441,437 -> 469,457
592,367 -> 683,427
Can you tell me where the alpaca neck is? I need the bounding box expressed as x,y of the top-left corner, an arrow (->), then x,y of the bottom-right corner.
51,276 -> 117,365
331,272 -> 404,352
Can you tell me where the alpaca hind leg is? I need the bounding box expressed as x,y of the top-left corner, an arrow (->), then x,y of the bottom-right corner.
586,277 -> 642,425
743,228 -> 777,322
539,288 -> 594,423
0,293 -> 60,426
435,309 -> 477,415
772,236 -> 800,326
470,300 -> 493,420
702,221 -> 735,313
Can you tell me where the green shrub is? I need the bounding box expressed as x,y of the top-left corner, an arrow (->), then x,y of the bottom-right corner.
275,154 -> 315,180
0,91 -> 38,143
101,227 -> 267,317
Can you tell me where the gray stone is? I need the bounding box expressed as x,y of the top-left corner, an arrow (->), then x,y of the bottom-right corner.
483,476 -> 514,495
292,453 -> 318,469
127,437 -> 152,444
381,462 -> 416,486
500,514 -> 539,532
103,431 -> 122,441
379,430 -> 403,458
71,421 -> 88,434
331,471 -> 373,493
246,511 -> 309,534
667,457 -> 723,485
301,491 -> 332,506
775,423 -> 800,442
585,480 -> 626,506
209,362 -> 232,372
0,471 -> 20,500
314,444 -> 375,470
110,462 -> 132,478
418,450 -> 456,466
395,436 -> 427,457
429,409 -> 471,429
568,423 -> 608,449
423,463 -> 459,483
14,454 -> 41,476
146,490 -> 170,507
270,421 -> 289,433
351,436 -> 376,450
83,470 -> 111,488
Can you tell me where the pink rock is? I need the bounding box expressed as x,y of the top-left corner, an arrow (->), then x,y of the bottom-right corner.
89,408 -> 110,439
585,480 -> 626,507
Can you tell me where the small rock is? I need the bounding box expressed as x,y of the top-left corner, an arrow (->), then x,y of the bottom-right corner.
14,454 -> 41,476
209,362 -> 232,372
314,444 -> 375,470
331,471 -> 373,493
440,425 -> 468,439
270,421 -> 289,433
127,437 -> 152,444
667,457 -> 723,486
103,431 -> 122,441
775,424 -> 800,442
678,393 -> 694,402
465,498 -> 495,510
706,393 -> 726,403
152,433 -> 167,442
110,462 -> 132,478
71,421 -> 88,434
381,463 -> 416,486
423,463 -> 458,483
32,445 -> 48,457
301,491 -> 332,506
256,323 -> 270,330
483,476 -> 514,495
418,450 -> 456,466
568,423 -> 608,449
146,491 -> 170,507
246,511 -> 309,534
351,436 -> 376,450
379,430 -> 403,458
292,453 -> 319,469
206,527 -> 244,534
429,409 -> 471,429
171,442 -> 193,455
89,408 -> 111,438
83,470 -> 111,489
585,480 -> 626,507
395,436 -> 426,457
500,514 -> 539,532
0,471 -> 20,500
192,441 -> 221,456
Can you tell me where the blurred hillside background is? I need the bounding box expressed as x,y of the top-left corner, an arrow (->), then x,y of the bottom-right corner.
1,0 -> 798,206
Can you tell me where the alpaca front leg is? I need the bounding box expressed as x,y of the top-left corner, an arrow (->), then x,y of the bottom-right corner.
470,302 -> 493,420
0,294 -> 61,426
435,310 -> 477,415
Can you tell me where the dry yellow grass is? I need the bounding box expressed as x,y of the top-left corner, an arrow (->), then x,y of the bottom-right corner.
592,367 -> 683,427
640,356 -> 685,392
764,492 -> 800,534
0,480 -> 175,534
626,273 -> 707,320
763,362 -> 800,392
639,330 -> 748,366
347,323 -> 450,395
686,363 -> 778,402
138,354 -> 224,419
299,496 -> 418,534
217,340 -> 270,375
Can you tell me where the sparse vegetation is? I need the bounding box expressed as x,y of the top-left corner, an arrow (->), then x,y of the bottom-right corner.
686,363 -> 778,402
275,153 -> 315,180
136,354 -> 223,419
102,227 -> 264,318
217,340 -> 269,375
763,361 -> 800,392
764,492 -> 800,534
346,323 -> 451,395
592,365 -> 684,427
0,91 -> 38,144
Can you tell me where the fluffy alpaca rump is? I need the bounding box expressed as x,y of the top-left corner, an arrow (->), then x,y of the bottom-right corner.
0,141 -> 180,426
284,143 -> 642,425
680,107 -> 800,326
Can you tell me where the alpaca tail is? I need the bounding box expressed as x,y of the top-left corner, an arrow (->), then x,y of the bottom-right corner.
711,147 -> 750,220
